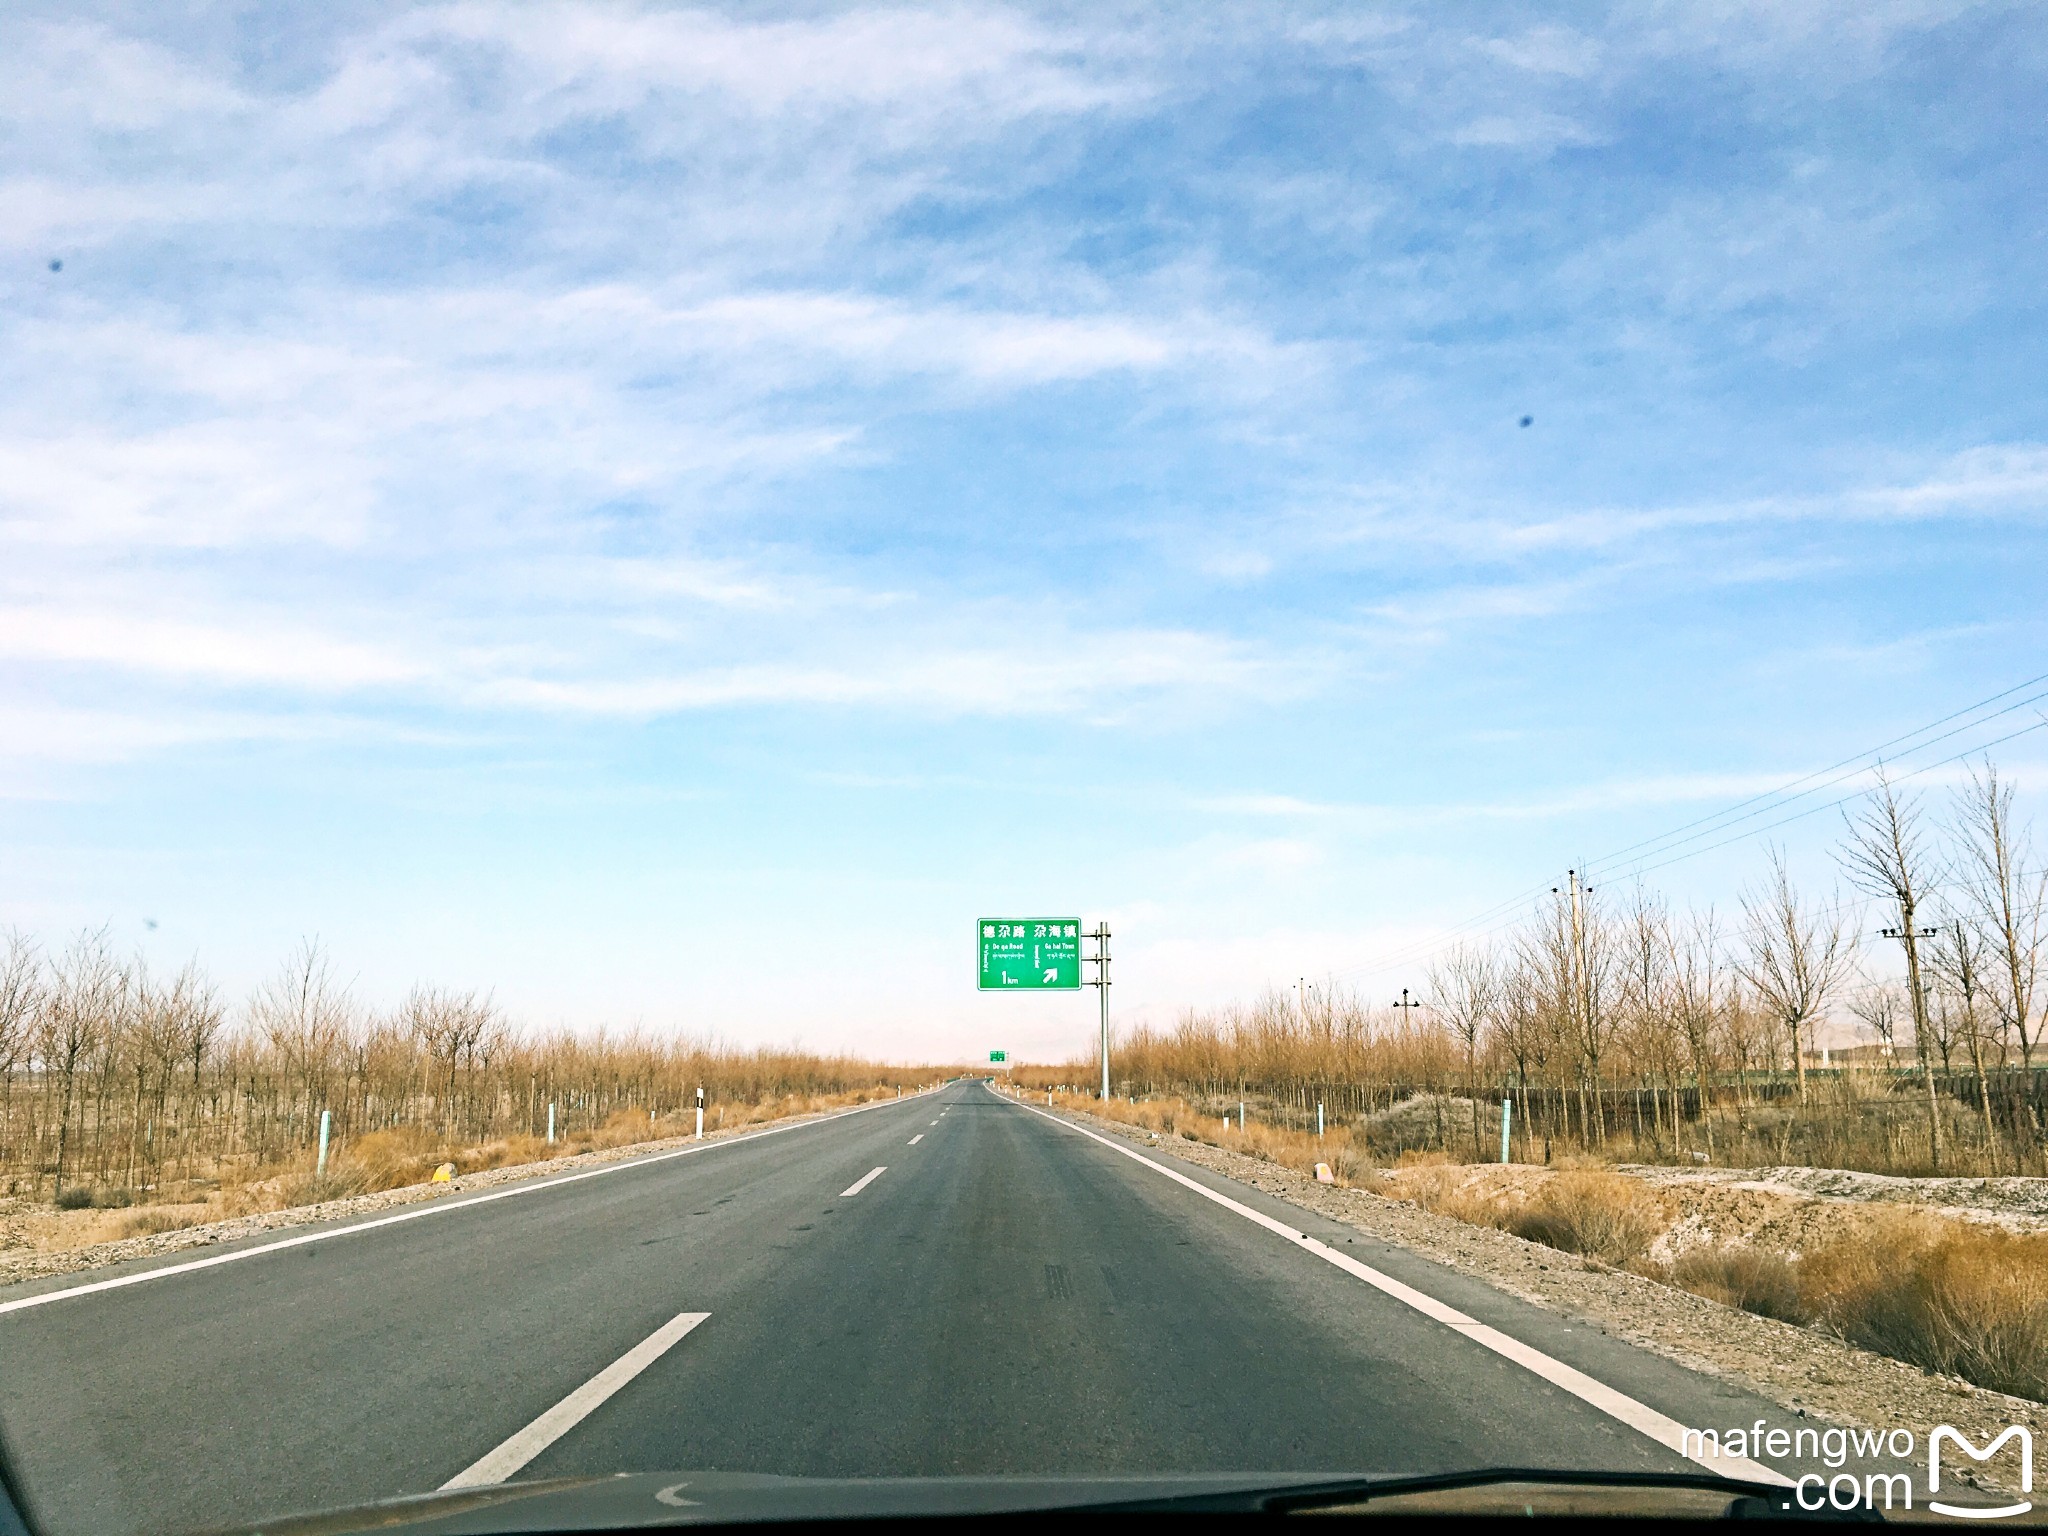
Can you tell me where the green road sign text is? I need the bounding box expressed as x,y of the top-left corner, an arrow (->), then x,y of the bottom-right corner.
978,918 -> 1081,990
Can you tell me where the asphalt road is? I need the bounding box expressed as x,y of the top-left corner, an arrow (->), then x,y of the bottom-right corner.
0,1081 -> 1805,1535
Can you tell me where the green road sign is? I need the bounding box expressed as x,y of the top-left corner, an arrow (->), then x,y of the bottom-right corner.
989,1050 -> 1007,1062
978,917 -> 1081,990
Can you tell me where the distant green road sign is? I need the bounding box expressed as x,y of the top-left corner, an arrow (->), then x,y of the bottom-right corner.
978,918 -> 1081,990
989,1050 -> 1006,1062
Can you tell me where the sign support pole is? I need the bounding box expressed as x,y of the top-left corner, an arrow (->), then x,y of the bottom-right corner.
1086,922 -> 1112,1100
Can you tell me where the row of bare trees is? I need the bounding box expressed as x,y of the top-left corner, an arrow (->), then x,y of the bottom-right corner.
0,936 -> 918,1201
1066,763 -> 2045,1174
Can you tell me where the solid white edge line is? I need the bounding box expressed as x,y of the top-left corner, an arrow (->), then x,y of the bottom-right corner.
1005,1095 -> 1792,1490
1,1088 -> 946,1318
839,1166 -> 887,1197
440,1310 -> 711,1489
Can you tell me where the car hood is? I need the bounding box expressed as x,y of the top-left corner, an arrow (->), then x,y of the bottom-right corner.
233,1467 -> 1807,1531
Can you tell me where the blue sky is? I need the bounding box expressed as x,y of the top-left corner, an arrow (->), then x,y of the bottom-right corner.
3,1 -> 2045,1060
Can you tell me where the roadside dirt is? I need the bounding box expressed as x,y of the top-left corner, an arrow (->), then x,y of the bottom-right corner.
1062,1105 -> 2048,1486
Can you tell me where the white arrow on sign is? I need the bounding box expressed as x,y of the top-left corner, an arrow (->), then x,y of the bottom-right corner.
1043,968 -> 1058,983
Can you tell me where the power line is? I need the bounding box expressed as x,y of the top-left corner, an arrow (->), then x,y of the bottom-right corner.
1324,676 -> 2048,992
1578,671 -> 2048,876
1582,687 -> 2048,883
1608,716 -> 2048,886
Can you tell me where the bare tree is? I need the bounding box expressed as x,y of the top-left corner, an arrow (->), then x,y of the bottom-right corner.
250,940 -> 355,1149
0,932 -> 43,1162
1617,890 -> 1678,1153
1737,850 -> 1851,1104
1663,909 -> 1724,1163
41,930 -> 126,1195
1493,957 -> 1547,1158
1849,975 -> 1903,1060
1956,762 -> 2045,1071
1840,768 -> 1946,1168
399,985 -> 496,1140
1429,942 -> 1500,1160
1928,915 -> 2003,1171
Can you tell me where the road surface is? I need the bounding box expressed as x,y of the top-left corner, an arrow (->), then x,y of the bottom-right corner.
0,1081 -> 1798,1534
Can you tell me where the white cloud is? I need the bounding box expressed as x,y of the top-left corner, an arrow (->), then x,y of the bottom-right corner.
1474,27 -> 1604,78
414,2 -> 1142,121
0,605 -> 423,689
469,625 -> 1285,720
1447,112 -> 1605,150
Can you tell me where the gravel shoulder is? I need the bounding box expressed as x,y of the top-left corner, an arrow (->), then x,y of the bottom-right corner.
1058,1103 -> 2048,1479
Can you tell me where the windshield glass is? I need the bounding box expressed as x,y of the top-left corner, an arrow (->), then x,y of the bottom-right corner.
3,3 -> 2045,1532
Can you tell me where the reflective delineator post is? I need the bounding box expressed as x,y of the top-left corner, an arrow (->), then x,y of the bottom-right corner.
1317,1102 -> 1324,1138
1500,1098 -> 1513,1164
316,1109 -> 331,1176
695,1086 -> 705,1140
546,1103 -> 555,1144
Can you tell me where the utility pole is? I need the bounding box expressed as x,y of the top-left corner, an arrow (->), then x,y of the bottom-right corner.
1087,922 -> 1112,1100
1569,868 -> 1592,1028
1880,919 -> 1941,1166
1565,868 -> 1602,1143
1390,988 -> 1429,1144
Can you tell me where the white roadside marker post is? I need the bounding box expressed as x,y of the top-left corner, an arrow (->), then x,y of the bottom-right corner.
316,1110 -> 331,1177
1317,1102 -> 1324,1138
1500,1098 -> 1513,1164
546,1103 -> 555,1144
695,1086 -> 705,1140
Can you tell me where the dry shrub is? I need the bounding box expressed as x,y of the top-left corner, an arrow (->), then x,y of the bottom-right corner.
348,1126 -> 444,1191
1401,1165 -> 1514,1228
1668,1244 -> 1803,1321
465,1133 -> 552,1171
1799,1213 -> 2048,1402
278,1165 -> 373,1207
1506,1171 -> 1669,1266
583,1108 -> 659,1150
1332,1142 -> 1379,1185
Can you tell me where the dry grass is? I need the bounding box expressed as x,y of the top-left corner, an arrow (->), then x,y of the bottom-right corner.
110,1204 -> 213,1239
1667,1244 -> 1803,1321
1509,1171 -> 1671,1266
1393,1164 -> 1669,1266
1797,1213 -> 2048,1401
